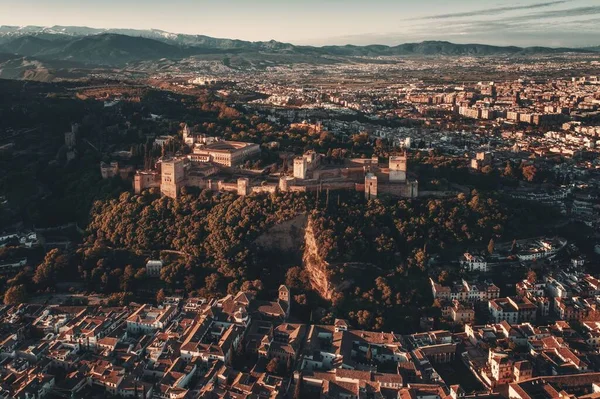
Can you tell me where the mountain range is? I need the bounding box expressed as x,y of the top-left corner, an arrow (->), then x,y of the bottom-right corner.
0,25 -> 598,69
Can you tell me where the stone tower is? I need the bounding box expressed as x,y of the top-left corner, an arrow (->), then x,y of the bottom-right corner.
278,285 -> 290,318
389,154 -> 407,183
237,178 -> 250,196
161,157 -> 186,199
65,123 -> 79,149
365,173 -> 378,200
279,285 -> 290,303
279,176 -> 294,192
293,157 -> 307,179
183,124 -> 194,146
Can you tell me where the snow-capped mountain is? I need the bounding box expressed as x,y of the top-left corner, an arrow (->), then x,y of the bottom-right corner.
0,25 -> 296,51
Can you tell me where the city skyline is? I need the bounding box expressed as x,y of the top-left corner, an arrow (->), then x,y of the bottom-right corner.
1,0 -> 599,47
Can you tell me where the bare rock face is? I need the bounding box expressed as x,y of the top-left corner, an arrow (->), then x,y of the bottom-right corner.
302,218 -> 333,301
254,214 -> 307,252
254,213 -> 336,301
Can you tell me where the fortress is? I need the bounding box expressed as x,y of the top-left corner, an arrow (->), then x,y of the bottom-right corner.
286,150 -> 418,199
134,149 -> 418,200
134,125 -> 417,199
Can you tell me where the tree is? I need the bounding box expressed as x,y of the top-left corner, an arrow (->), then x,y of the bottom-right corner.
355,310 -> 373,328
4,285 -> 26,305
33,263 -> 54,287
135,268 -> 147,280
33,248 -> 69,287
351,132 -> 369,146
184,275 -> 196,291
487,238 -> 495,256
438,270 -> 449,284
503,162 -> 515,178
294,294 -> 307,306
285,267 -> 309,290
481,165 -> 493,175
521,164 -> 538,182
411,249 -> 427,271
156,288 -> 166,304
121,265 -> 135,291
205,273 -> 221,293
107,292 -> 132,306
240,279 -> 263,295
266,358 -> 279,374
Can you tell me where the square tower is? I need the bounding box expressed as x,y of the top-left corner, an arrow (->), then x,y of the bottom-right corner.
293,157 -> 307,180
278,285 -> 290,303
278,285 -> 290,318
65,123 -> 79,149
279,176 -> 294,192
365,173 -> 378,200
237,178 -> 250,196
389,154 -> 407,183
183,123 -> 195,146
161,158 -> 186,199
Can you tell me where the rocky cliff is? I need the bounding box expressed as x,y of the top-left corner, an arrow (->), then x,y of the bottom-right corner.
302,217 -> 333,300
254,213 -> 345,301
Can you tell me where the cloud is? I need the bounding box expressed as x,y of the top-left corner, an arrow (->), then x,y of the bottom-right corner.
511,5 -> 600,20
310,11 -> 600,48
304,0 -> 600,47
419,0 -> 570,20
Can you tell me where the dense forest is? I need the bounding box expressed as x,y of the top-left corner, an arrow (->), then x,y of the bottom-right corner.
1,185 -> 555,331
85,189 -> 311,278
300,190 -> 554,331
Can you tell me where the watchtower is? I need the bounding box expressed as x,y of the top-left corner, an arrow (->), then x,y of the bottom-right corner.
237,178 -> 250,196
65,123 -> 79,149
365,173 -> 378,200
389,154 -> 407,183
293,157 -> 307,179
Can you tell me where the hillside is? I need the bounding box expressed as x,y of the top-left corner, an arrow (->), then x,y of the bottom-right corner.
0,53 -> 57,81
54,34 -> 194,65
0,34 -> 201,66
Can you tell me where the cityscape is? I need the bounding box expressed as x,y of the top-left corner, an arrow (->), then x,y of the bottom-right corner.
3,1 -> 600,398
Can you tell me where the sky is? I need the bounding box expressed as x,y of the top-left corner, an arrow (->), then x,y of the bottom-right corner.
0,0 -> 599,47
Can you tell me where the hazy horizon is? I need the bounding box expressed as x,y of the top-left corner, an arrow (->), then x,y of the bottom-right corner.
1,0 -> 599,47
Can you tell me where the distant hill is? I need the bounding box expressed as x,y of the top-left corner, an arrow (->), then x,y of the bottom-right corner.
52,34 -> 195,65
0,34 -> 203,66
307,41 -> 600,57
0,53 -> 56,81
0,25 -> 598,67
0,36 -> 68,56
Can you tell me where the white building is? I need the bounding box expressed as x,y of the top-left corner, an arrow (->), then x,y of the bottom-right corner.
182,124 -> 195,146
126,305 -> 177,335
293,157 -> 307,179
460,252 -> 488,272
145,260 -> 163,278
